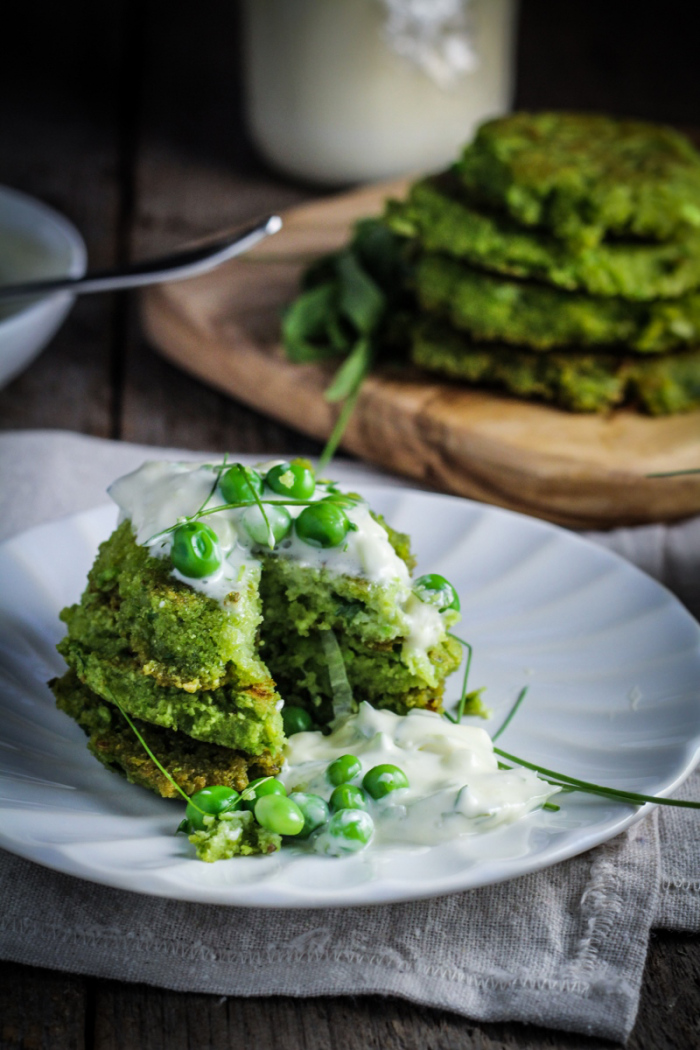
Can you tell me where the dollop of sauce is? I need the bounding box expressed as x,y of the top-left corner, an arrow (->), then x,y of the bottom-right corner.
108,459 -> 446,655
281,703 -> 558,847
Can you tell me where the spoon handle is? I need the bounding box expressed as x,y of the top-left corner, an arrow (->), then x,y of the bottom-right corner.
0,214 -> 282,301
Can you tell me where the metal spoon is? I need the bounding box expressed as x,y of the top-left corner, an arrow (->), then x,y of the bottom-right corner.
0,214 -> 282,301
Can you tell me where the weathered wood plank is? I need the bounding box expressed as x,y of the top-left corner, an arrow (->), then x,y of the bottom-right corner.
141,183 -> 700,529
0,89 -> 123,435
91,982 -> 597,1050
116,0 -> 320,455
121,146 -> 322,454
0,962 -> 88,1050
84,931 -> 700,1050
629,932 -> 700,1050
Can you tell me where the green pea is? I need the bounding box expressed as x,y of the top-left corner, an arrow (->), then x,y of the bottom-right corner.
321,493 -> 361,509
362,764 -> 410,800
414,573 -> 461,613
327,754 -> 362,786
254,794 -> 305,836
242,776 -> 287,812
185,785 -> 241,832
329,784 -> 367,813
282,705 -> 315,736
220,463 -> 263,505
171,521 -> 222,578
266,461 -> 316,500
321,809 -> 374,854
295,503 -> 351,549
243,504 -> 292,547
288,791 -> 330,838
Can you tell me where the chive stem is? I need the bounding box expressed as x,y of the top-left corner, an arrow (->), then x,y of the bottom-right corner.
106,693 -> 203,813
318,384 -> 363,474
245,466 -> 276,549
444,633 -> 474,723
491,687 -> 529,742
195,452 -> 229,518
647,468 -> 700,478
494,746 -> 700,810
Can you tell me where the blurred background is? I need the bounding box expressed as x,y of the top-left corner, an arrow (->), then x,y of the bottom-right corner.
1,0 -> 699,449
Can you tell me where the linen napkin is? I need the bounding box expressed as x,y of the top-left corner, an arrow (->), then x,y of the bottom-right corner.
0,430 -> 698,1043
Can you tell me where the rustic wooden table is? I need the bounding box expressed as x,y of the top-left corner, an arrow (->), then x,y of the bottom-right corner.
1,2 -> 699,1046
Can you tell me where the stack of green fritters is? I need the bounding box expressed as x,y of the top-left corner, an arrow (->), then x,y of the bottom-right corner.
384,112 -> 700,413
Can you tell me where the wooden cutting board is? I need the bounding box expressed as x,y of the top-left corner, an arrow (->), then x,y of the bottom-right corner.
142,179 -> 700,529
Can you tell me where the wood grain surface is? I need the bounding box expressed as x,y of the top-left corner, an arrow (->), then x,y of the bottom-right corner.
3,928 -> 700,1050
143,182 -> 700,530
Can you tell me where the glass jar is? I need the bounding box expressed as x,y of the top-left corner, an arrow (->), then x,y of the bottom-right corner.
241,0 -> 518,185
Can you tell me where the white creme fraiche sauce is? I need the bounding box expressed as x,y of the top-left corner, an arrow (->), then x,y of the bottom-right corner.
107,460 -> 445,658
282,703 -> 559,848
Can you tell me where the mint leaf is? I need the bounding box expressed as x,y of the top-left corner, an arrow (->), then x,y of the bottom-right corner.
282,283 -> 345,363
336,251 -> 386,335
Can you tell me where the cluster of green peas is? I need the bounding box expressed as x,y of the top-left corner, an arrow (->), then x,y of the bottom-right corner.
183,751 -> 410,853
170,461 -> 360,580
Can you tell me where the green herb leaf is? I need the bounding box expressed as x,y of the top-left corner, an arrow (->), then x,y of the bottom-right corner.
353,218 -> 407,291
324,337 -> 373,403
282,283 -> 344,363
336,250 -> 386,335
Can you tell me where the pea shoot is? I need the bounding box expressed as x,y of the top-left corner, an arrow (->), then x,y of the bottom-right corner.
243,503 -> 292,547
220,463 -> 264,505
242,777 -> 287,811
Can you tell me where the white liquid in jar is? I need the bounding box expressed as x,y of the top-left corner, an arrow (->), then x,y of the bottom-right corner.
242,0 -> 518,185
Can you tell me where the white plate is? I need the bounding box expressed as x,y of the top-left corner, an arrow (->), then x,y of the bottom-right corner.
1,489 -> 699,908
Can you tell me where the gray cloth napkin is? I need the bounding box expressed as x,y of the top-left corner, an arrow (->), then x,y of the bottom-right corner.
0,430 -> 698,1043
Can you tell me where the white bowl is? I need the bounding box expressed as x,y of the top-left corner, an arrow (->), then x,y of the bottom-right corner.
0,185 -> 87,389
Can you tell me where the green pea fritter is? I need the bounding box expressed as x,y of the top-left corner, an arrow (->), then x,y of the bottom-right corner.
411,318 -> 700,415
54,488 -> 462,802
385,174 -> 700,300
50,670 -> 281,798
415,254 -> 700,353
57,519 -> 285,756
456,113 -> 700,248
